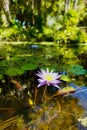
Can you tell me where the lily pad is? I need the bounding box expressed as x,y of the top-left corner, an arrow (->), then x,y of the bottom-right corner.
60,75 -> 71,82
5,68 -> 24,76
68,64 -> 87,75
10,56 -> 23,61
0,74 -> 3,80
21,63 -> 37,70
61,86 -> 76,93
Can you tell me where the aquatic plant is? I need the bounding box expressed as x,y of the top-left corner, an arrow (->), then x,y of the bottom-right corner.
36,68 -> 61,101
36,68 -> 61,88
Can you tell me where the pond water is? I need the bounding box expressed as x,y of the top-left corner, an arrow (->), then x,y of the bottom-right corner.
0,42 -> 87,130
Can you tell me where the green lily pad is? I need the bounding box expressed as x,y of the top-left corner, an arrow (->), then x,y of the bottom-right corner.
10,56 -> 23,61
5,68 -> 24,76
60,75 -> 71,82
0,74 -> 3,80
21,64 -> 37,70
68,64 -> 87,75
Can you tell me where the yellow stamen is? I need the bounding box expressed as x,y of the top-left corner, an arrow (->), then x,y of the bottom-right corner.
45,74 -> 53,82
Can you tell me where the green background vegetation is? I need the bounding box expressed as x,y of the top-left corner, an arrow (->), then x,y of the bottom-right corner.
0,0 -> 87,43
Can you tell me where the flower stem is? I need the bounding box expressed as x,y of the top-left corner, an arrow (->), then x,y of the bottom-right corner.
41,85 -> 47,102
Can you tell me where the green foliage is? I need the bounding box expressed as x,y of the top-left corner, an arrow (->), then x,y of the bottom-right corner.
43,27 -> 54,41
67,64 -> 87,75
74,30 -> 87,43
21,64 -> 37,71
64,9 -> 79,26
0,0 -> 86,43
5,68 -> 24,76
0,43 -> 86,78
0,74 -> 3,80
55,28 -> 87,43
53,8 -> 87,43
0,25 -> 27,41
60,75 -> 71,82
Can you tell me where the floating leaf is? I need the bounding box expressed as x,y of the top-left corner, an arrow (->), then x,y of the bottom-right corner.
0,74 -> 3,80
5,68 -> 24,76
68,64 -> 87,75
61,86 -> 76,93
60,75 -> 71,82
18,69 -> 24,75
21,64 -> 37,70
10,56 -> 23,61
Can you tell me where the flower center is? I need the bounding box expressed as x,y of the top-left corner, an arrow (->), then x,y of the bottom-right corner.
45,74 -> 53,82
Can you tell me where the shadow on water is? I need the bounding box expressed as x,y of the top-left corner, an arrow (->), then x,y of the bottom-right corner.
0,42 -> 87,129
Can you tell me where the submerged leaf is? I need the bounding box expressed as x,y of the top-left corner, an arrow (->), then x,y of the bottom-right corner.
11,80 -> 23,90
0,116 -> 17,130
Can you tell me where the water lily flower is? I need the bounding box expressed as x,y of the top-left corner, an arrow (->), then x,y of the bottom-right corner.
36,68 -> 61,89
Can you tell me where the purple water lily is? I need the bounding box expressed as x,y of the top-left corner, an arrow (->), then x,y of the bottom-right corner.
36,68 -> 61,89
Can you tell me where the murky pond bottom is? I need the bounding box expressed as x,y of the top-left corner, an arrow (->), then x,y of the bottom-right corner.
0,94 -> 85,130
27,97 -> 84,130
